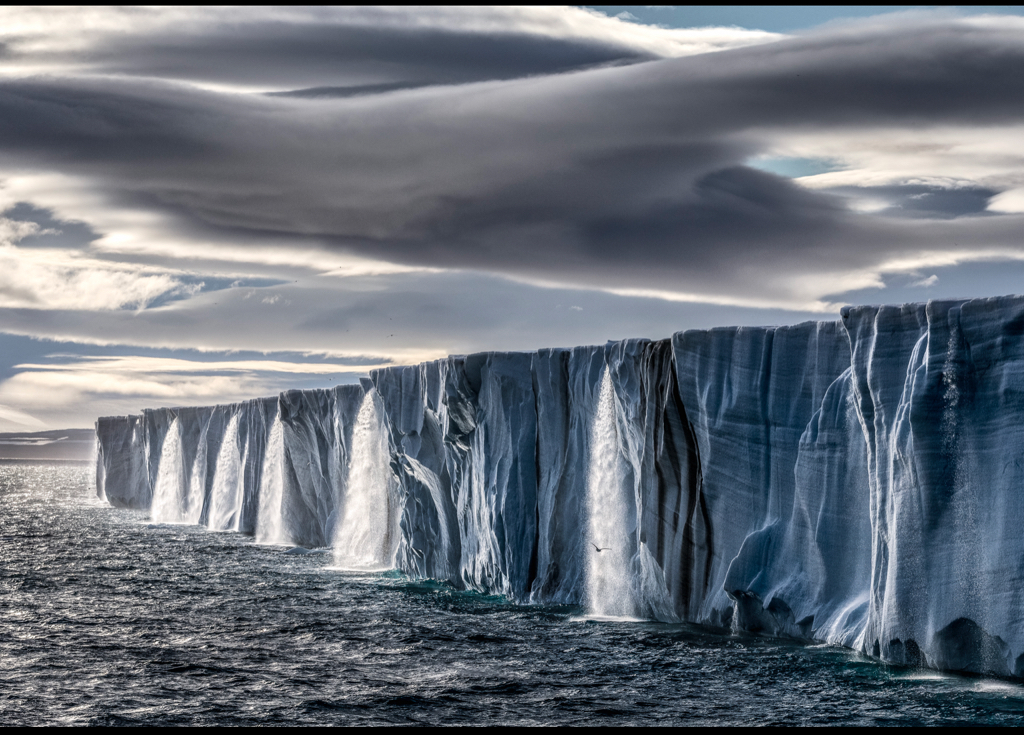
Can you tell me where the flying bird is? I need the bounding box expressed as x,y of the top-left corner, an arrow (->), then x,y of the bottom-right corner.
591,543 -> 609,553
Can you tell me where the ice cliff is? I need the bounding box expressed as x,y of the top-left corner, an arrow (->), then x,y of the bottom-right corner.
96,295 -> 1024,677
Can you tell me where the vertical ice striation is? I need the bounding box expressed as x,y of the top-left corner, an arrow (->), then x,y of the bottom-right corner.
844,296 -> 1024,676
95,415 -> 149,508
94,294 -> 1024,678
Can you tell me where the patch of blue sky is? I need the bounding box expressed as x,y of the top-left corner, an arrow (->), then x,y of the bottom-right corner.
746,156 -> 845,179
2,202 -> 99,249
584,6 -> 1024,33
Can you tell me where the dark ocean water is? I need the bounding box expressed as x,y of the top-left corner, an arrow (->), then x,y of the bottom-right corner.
3,464 -> 1024,726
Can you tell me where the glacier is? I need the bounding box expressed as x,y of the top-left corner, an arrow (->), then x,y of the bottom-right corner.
95,295 -> 1024,677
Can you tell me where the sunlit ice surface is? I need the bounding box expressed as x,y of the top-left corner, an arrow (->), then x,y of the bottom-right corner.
4,463 -> 1024,725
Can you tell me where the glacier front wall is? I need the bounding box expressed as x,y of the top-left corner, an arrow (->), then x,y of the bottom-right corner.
95,295 -> 1024,677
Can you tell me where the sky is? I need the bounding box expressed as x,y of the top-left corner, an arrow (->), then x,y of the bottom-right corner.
3,6 -> 1024,430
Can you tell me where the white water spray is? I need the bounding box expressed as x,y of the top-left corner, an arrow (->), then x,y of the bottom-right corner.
151,418 -> 185,523
256,415 -> 290,545
586,368 -> 636,618
334,391 -> 398,569
209,414 -> 245,531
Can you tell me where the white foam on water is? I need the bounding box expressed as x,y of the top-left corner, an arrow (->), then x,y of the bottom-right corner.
570,613 -> 646,624
895,670 -> 951,681
972,680 -> 1024,695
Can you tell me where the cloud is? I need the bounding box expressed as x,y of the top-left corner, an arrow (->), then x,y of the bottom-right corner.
16,355 -> 395,377
4,253 -> 1024,429
0,12 -> 1022,313
0,402 -> 47,429
0,211 -> 204,310
8,8 -> 1024,429
0,245 -> 199,310
781,125 -> 1024,192
988,188 -> 1024,213
0,270 -> 832,365
0,7 -> 780,89
0,13 -> 1022,326
0,216 -> 55,242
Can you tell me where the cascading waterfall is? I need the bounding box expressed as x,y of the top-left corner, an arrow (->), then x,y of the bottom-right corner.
185,427 -> 208,525
150,417 -> 185,523
586,367 -> 637,618
333,391 -> 397,569
256,415 -> 290,545
208,414 -> 244,531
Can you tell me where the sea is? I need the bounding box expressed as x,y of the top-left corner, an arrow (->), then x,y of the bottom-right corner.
3,462 -> 1024,726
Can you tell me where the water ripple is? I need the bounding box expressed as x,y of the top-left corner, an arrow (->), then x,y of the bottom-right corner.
3,464 -> 1024,725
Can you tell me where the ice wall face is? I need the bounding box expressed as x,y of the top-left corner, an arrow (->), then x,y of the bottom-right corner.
101,390 -> 361,548
95,295 -> 1024,677
674,322 -> 872,641
845,297 -> 1024,676
95,415 -> 149,508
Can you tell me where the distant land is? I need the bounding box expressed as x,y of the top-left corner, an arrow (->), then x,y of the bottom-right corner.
0,429 -> 95,462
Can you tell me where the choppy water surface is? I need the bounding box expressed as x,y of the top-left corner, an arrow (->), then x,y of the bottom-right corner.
3,464 -> 1024,726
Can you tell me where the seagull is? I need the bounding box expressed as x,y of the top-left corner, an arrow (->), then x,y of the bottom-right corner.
591,543 -> 609,553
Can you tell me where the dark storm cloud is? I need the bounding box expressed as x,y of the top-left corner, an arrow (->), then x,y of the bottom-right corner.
7,8 -> 688,86
2,13 -> 1024,303
267,83 -> 431,99
82,23 -> 652,88
642,21 -> 1024,129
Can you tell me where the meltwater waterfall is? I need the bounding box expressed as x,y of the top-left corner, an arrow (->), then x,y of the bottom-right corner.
95,294 -> 1024,678
256,416 -> 289,545
586,369 -> 636,619
333,390 -> 398,570
208,414 -> 244,532
150,417 -> 185,524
